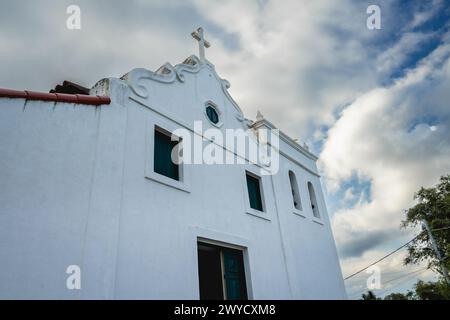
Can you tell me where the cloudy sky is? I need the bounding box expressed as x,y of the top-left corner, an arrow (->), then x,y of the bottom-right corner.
1,0 -> 449,298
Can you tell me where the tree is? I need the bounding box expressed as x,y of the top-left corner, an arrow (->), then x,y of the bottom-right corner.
358,176 -> 450,300
383,292 -> 412,300
401,175 -> 450,278
413,280 -> 450,300
361,290 -> 381,300
380,280 -> 450,300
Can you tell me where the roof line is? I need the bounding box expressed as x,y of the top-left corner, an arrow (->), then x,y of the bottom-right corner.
0,88 -> 110,106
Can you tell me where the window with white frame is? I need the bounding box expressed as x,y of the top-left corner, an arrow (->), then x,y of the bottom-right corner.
153,126 -> 181,181
307,181 -> 320,218
289,170 -> 302,211
245,171 -> 264,212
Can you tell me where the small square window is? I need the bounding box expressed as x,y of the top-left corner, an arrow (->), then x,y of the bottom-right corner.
154,128 -> 179,181
246,172 -> 263,211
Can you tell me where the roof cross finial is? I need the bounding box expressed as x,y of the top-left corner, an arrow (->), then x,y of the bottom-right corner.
191,27 -> 210,62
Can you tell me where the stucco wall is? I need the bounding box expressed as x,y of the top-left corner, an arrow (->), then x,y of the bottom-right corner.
0,61 -> 346,299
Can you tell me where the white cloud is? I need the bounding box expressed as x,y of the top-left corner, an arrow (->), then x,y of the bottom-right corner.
343,188 -> 357,203
320,31 -> 450,291
376,31 -> 437,77
193,0 -> 378,137
405,0 -> 444,31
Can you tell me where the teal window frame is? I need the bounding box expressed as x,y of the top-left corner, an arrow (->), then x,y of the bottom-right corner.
245,172 -> 263,212
153,127 -> 180,181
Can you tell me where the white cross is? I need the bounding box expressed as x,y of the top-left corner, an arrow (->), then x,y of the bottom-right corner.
191,27 -> 210,62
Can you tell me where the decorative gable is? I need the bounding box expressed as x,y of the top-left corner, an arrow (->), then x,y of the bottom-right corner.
121,55 -> 249,131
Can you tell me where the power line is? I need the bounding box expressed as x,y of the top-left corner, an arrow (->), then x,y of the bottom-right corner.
344,225 -> 450,281
377,268 -> 429,298
348,268 -> 428,299
344,235 -> 419,280
382,267 -> 428,286
345,225 -> 449,299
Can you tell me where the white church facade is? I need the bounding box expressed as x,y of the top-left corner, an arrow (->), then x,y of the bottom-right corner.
0,29 -> 346,299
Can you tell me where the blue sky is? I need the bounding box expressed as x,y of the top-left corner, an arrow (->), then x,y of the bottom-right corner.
1,0 -> 449,298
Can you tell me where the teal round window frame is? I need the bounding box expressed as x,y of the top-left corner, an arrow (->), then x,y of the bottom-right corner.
205,105 -> 219,124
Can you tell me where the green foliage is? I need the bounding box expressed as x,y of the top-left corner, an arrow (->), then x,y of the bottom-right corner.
413,279 -> 450,300
401,175 -> 450,277
361,290 -> 381,300
364,280 -> 450,300
383,292 -> 412,300
358,176 -> 450,300
377,176 -> 450,300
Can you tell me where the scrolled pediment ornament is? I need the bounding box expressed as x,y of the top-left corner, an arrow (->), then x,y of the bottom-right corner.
122,56 -> 204,98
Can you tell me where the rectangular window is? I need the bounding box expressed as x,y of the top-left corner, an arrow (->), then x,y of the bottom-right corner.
246,172 -> 263,211
154,128 -> 179,181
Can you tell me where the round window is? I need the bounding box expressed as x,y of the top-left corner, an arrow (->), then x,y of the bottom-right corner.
206,105 -> 219,124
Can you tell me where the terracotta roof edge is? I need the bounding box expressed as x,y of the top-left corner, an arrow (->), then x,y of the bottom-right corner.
0,87 -> 110,105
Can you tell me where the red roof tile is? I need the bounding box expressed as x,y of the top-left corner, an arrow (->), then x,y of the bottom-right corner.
0,88 -> 110,106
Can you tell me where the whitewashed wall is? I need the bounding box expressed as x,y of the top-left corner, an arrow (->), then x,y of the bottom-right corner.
0,58 -> 346,299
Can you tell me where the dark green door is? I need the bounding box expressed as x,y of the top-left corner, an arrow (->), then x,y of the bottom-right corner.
223,250 -> 247,300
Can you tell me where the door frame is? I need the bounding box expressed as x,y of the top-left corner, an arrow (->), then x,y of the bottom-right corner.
198,241 -> 248,300
190,226 -> 253,300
